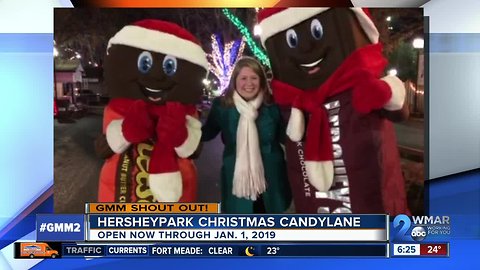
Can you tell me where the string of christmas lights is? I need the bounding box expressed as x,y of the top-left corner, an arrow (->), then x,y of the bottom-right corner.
222,8 -> 270,68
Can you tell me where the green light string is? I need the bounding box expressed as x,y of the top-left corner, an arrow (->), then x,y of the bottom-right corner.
222,8 -> 271,68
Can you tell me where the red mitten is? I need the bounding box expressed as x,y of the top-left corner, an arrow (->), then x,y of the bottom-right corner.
352,71 -> 392,114
122,100 -> 155,143
157,102 -> 188,148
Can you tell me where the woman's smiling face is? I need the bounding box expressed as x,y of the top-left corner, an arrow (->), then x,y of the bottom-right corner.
235,66 -> 261,101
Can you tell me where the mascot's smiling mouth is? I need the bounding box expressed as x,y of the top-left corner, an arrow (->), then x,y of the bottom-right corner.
297,47 -> 329,75
300,57 -> 324,75
140,84 -> 175,103
145,87 -> 166,102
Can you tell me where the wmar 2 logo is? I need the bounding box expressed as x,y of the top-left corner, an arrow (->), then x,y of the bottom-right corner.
393,214 -> 450,242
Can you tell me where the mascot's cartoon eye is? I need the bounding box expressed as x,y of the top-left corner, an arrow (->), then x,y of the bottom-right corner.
310,19 -> 323,40
137,51 -> 153,74
285,29 -> 298,48
162,55 -> 177,76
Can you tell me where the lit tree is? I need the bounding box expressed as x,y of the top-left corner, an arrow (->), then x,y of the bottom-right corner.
207,34 -> 246,94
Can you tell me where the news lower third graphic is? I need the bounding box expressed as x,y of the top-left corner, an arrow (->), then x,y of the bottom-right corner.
17,204 -> 452,258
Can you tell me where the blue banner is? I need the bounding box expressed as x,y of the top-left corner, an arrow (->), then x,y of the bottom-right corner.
36,214 -> 85,242
88,214 -> 386,229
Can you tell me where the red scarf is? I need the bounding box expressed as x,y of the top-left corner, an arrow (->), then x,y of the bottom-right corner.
109,98 -> 196,174
272,44 -> 389,184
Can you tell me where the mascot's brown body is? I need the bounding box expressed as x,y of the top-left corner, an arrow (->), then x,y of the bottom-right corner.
258,8 -> 410,214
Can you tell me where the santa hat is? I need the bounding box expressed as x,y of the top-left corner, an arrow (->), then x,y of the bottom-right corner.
258,8 -> 379,47
107,19 -> 208,70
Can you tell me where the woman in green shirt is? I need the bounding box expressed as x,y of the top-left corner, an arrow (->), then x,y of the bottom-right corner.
201,57 -> 291,213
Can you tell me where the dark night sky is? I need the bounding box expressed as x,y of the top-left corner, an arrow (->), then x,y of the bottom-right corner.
54,9 -> 255,64
54,8 -> 423,67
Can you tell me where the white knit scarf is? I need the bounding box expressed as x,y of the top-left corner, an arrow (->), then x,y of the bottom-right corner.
232,91 -> 267,201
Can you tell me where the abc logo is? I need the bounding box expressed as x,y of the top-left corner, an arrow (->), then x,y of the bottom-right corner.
411,226 -> 427,241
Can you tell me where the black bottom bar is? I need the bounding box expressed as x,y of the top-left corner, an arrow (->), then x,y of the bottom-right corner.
55,243 -> 388,258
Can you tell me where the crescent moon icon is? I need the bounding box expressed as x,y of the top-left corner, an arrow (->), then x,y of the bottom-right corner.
245,246 -> 255,257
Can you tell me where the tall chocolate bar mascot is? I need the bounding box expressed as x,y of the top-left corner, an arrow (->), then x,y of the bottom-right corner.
258,8 -> 410,214
95,19 -> 208,202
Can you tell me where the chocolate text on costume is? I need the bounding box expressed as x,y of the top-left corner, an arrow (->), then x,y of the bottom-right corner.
315,100 -> 352,213
297,142 -> 312,198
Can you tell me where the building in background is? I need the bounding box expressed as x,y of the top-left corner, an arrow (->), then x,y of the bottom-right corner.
54,58 -> 84,103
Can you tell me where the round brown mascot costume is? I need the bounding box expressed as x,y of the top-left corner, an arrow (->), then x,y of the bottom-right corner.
258,8 -> 410,214
96,19 -> 208,203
